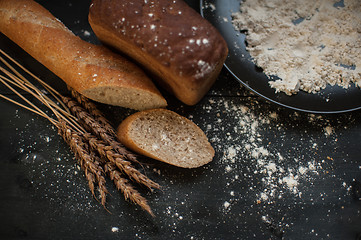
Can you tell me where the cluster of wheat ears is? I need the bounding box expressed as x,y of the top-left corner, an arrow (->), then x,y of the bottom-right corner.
0,49 -> 159,216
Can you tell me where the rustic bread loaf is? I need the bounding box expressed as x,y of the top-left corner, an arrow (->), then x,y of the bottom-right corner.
0,0 -> 167,110
88,0 -> 228,105
117,109 -> 214,168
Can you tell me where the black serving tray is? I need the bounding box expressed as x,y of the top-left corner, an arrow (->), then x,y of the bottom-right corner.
200,0 -> 361,114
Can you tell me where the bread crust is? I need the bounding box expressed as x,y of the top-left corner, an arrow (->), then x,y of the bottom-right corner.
0,0 -> 167,110
117,109 -> 215,168
88,0 -> 228,105
116,111 -> 154,160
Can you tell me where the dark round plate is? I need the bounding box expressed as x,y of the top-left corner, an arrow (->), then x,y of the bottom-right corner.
200,0 -> 361,114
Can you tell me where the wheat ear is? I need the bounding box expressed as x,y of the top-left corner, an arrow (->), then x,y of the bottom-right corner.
69,89 -> 139,162
62,97 -> 139,161
69,88 -> 115,135
57,120 -> 108,206
104,162 -> 154,216
85,135 -> 160,190
0,49 -> 158,216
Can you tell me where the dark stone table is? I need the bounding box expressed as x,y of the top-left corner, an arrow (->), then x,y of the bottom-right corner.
0,1 -> 360,239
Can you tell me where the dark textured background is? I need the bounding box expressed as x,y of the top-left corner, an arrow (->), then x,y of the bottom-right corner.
0,1 -> 360,239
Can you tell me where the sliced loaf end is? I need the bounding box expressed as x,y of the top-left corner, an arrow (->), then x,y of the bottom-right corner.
82,86 -> 167,111
117,109 -> 214,168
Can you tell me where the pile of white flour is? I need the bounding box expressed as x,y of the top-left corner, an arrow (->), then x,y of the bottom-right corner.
232,0 -> 361,95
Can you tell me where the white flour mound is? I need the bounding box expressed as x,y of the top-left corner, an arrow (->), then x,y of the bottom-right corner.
232,0 -> 361,95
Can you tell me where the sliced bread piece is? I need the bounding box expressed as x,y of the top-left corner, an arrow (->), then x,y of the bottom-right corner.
117,109 -> 214,168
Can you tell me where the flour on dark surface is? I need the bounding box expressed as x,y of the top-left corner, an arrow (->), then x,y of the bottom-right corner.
232,0 -> 361,95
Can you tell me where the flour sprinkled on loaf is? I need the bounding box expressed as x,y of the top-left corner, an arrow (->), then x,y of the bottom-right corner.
0,0 -> 167,110
89,0 -> 228,105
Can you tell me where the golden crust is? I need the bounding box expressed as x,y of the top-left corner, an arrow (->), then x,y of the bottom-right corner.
88,0 -> 228,105
117,109 -> 215,168
0,0 -> 167,110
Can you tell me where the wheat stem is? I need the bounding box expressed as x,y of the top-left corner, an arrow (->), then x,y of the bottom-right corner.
104,162 -> 154,216
0,49 -> 157,216
70,88 -> 115,135
0,74 -> 51,120
63,96 -> 140,163
0,49 -> 68,111
69,89 -> 139,162
57,120 -> 108,206
0,71 -> 85,135
0,64 -> 74,121
0,92 -> 51,120
84,134 -> 160,190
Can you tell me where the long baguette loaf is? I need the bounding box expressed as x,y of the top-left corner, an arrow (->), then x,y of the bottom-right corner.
88,0 -> 228,106
0,0 -> 167,110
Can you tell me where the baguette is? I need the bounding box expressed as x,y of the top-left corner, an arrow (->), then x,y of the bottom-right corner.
88,0 -> 228,105
117,109 -> 214,168
0,0 -> 167,110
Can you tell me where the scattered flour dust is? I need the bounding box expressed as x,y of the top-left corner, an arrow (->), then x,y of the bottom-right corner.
232,0 -> 361,95
203,99 -> 337,209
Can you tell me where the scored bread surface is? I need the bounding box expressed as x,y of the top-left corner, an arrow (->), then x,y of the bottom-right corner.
0,0 -> 167,110
117,109 -> 214,168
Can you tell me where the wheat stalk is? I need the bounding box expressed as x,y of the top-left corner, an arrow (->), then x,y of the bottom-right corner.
0,49 -> 70,114
104,162 -> 154,216
70,88 -> 139,162
0,49 -> 158,216
70,88 -> 115,135
63,95 -> 139,163
85,134 -> 160,190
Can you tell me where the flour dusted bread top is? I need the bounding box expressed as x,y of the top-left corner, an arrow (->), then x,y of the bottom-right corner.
88,0 -> 228,105
117,109 -> 214,168
0,0 -> 167,110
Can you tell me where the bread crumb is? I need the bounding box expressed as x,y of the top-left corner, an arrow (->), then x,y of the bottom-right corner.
324,126 -> 334,136
83,30 -> 91,37
225,165 -> 232,172
281,174 -> 299,191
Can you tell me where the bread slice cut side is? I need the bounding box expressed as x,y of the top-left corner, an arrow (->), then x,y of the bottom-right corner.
117,109 -> 214,168
83,86 -> 166,110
